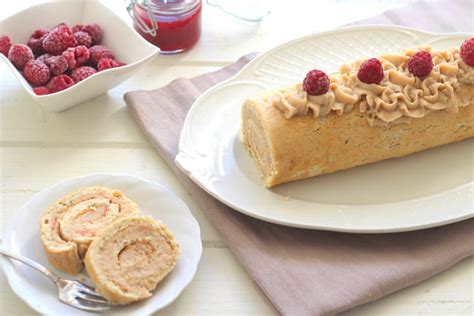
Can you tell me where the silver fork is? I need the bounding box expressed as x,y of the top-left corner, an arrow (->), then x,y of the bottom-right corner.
0,247 -> 111,312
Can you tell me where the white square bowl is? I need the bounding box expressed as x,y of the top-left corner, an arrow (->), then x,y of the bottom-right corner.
0,0 -> 160,112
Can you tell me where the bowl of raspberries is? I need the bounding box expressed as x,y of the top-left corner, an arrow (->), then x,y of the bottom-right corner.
0,0 -> 159,112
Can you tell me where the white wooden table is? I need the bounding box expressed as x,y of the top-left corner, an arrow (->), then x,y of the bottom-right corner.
1,1 -> 472,315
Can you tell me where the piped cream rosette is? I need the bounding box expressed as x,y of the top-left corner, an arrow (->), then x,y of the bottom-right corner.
40,186 -> 141,274
85,216 -> 180,305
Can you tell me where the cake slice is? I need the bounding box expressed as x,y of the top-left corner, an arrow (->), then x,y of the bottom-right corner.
40,186 -> 141,274
84,216 -> 180,305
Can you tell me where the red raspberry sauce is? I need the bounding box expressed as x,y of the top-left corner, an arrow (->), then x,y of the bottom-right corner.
132,1 -> 202,54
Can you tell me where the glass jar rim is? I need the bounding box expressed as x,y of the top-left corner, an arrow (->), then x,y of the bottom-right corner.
133,0 -> 200,16
127,0 -> 201,37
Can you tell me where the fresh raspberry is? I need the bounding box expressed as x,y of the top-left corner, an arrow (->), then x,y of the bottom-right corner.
89,45 -> 114,65
27,28 -> 48,55
42,27 -> 77,54
8,44 -> 34,70
23,60 -> 51,86
460,38 -> 474,66
0,35 -> 12,56
33,28 -> 49,37
407,51 -> 433,77
45,55 -> 68,75
62,47 -> 76,69
62,45 -> 89,70
82,23 -> 102,44
75,45 -> 90,65
97,58 -> 125,71
36,53 -> 53,64
47,74 -> 75,93
357,58 -> 384,84
302,69 -> 330,95
33,86 -> 50,95
71,66 -> 97,82
52,23 -> 69,32
72,24 -> 84,33
74,31 -> 92,47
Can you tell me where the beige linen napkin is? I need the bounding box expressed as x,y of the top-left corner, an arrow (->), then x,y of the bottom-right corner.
124,1 -> 474,315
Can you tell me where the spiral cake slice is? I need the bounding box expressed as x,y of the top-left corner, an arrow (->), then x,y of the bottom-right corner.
40,186 -> 141,274
84,216 -> 180,305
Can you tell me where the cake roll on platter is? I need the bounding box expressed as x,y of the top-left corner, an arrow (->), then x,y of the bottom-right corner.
242,41 -> 474,187
40,186 -> 141,274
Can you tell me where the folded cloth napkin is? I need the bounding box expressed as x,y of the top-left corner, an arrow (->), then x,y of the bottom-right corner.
124,1 -> 474,315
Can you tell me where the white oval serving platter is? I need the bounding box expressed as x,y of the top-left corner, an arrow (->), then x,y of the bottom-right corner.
176,25 -> 474,233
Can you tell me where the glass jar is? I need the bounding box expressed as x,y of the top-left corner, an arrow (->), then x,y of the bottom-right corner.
128,0 -> 202,54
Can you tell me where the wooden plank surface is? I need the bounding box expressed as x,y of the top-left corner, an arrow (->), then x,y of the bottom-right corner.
1,0 -> 472,315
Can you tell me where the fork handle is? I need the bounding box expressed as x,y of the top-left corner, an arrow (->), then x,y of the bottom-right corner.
0,247 -> 60,283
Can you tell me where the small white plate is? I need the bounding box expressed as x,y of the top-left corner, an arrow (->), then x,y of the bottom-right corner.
176,25 -> 474,233
1,173 -> 202,315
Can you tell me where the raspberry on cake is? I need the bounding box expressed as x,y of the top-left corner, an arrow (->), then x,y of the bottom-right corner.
407,51 -> 433,77
303,69 -> 330,95
357,58 -> 384,84
460,38 -> 474,66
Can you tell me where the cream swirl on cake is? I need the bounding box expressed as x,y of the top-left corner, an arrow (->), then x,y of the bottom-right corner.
272,47 -> 474,127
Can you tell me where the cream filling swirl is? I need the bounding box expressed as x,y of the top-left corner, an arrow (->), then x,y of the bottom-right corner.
272,47 -> 474,127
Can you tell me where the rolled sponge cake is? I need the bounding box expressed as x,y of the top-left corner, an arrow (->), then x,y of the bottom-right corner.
242,47 -> 474,187
40,186 -> 141,274
85,216 -> 180,305
242,93 -> 474,187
